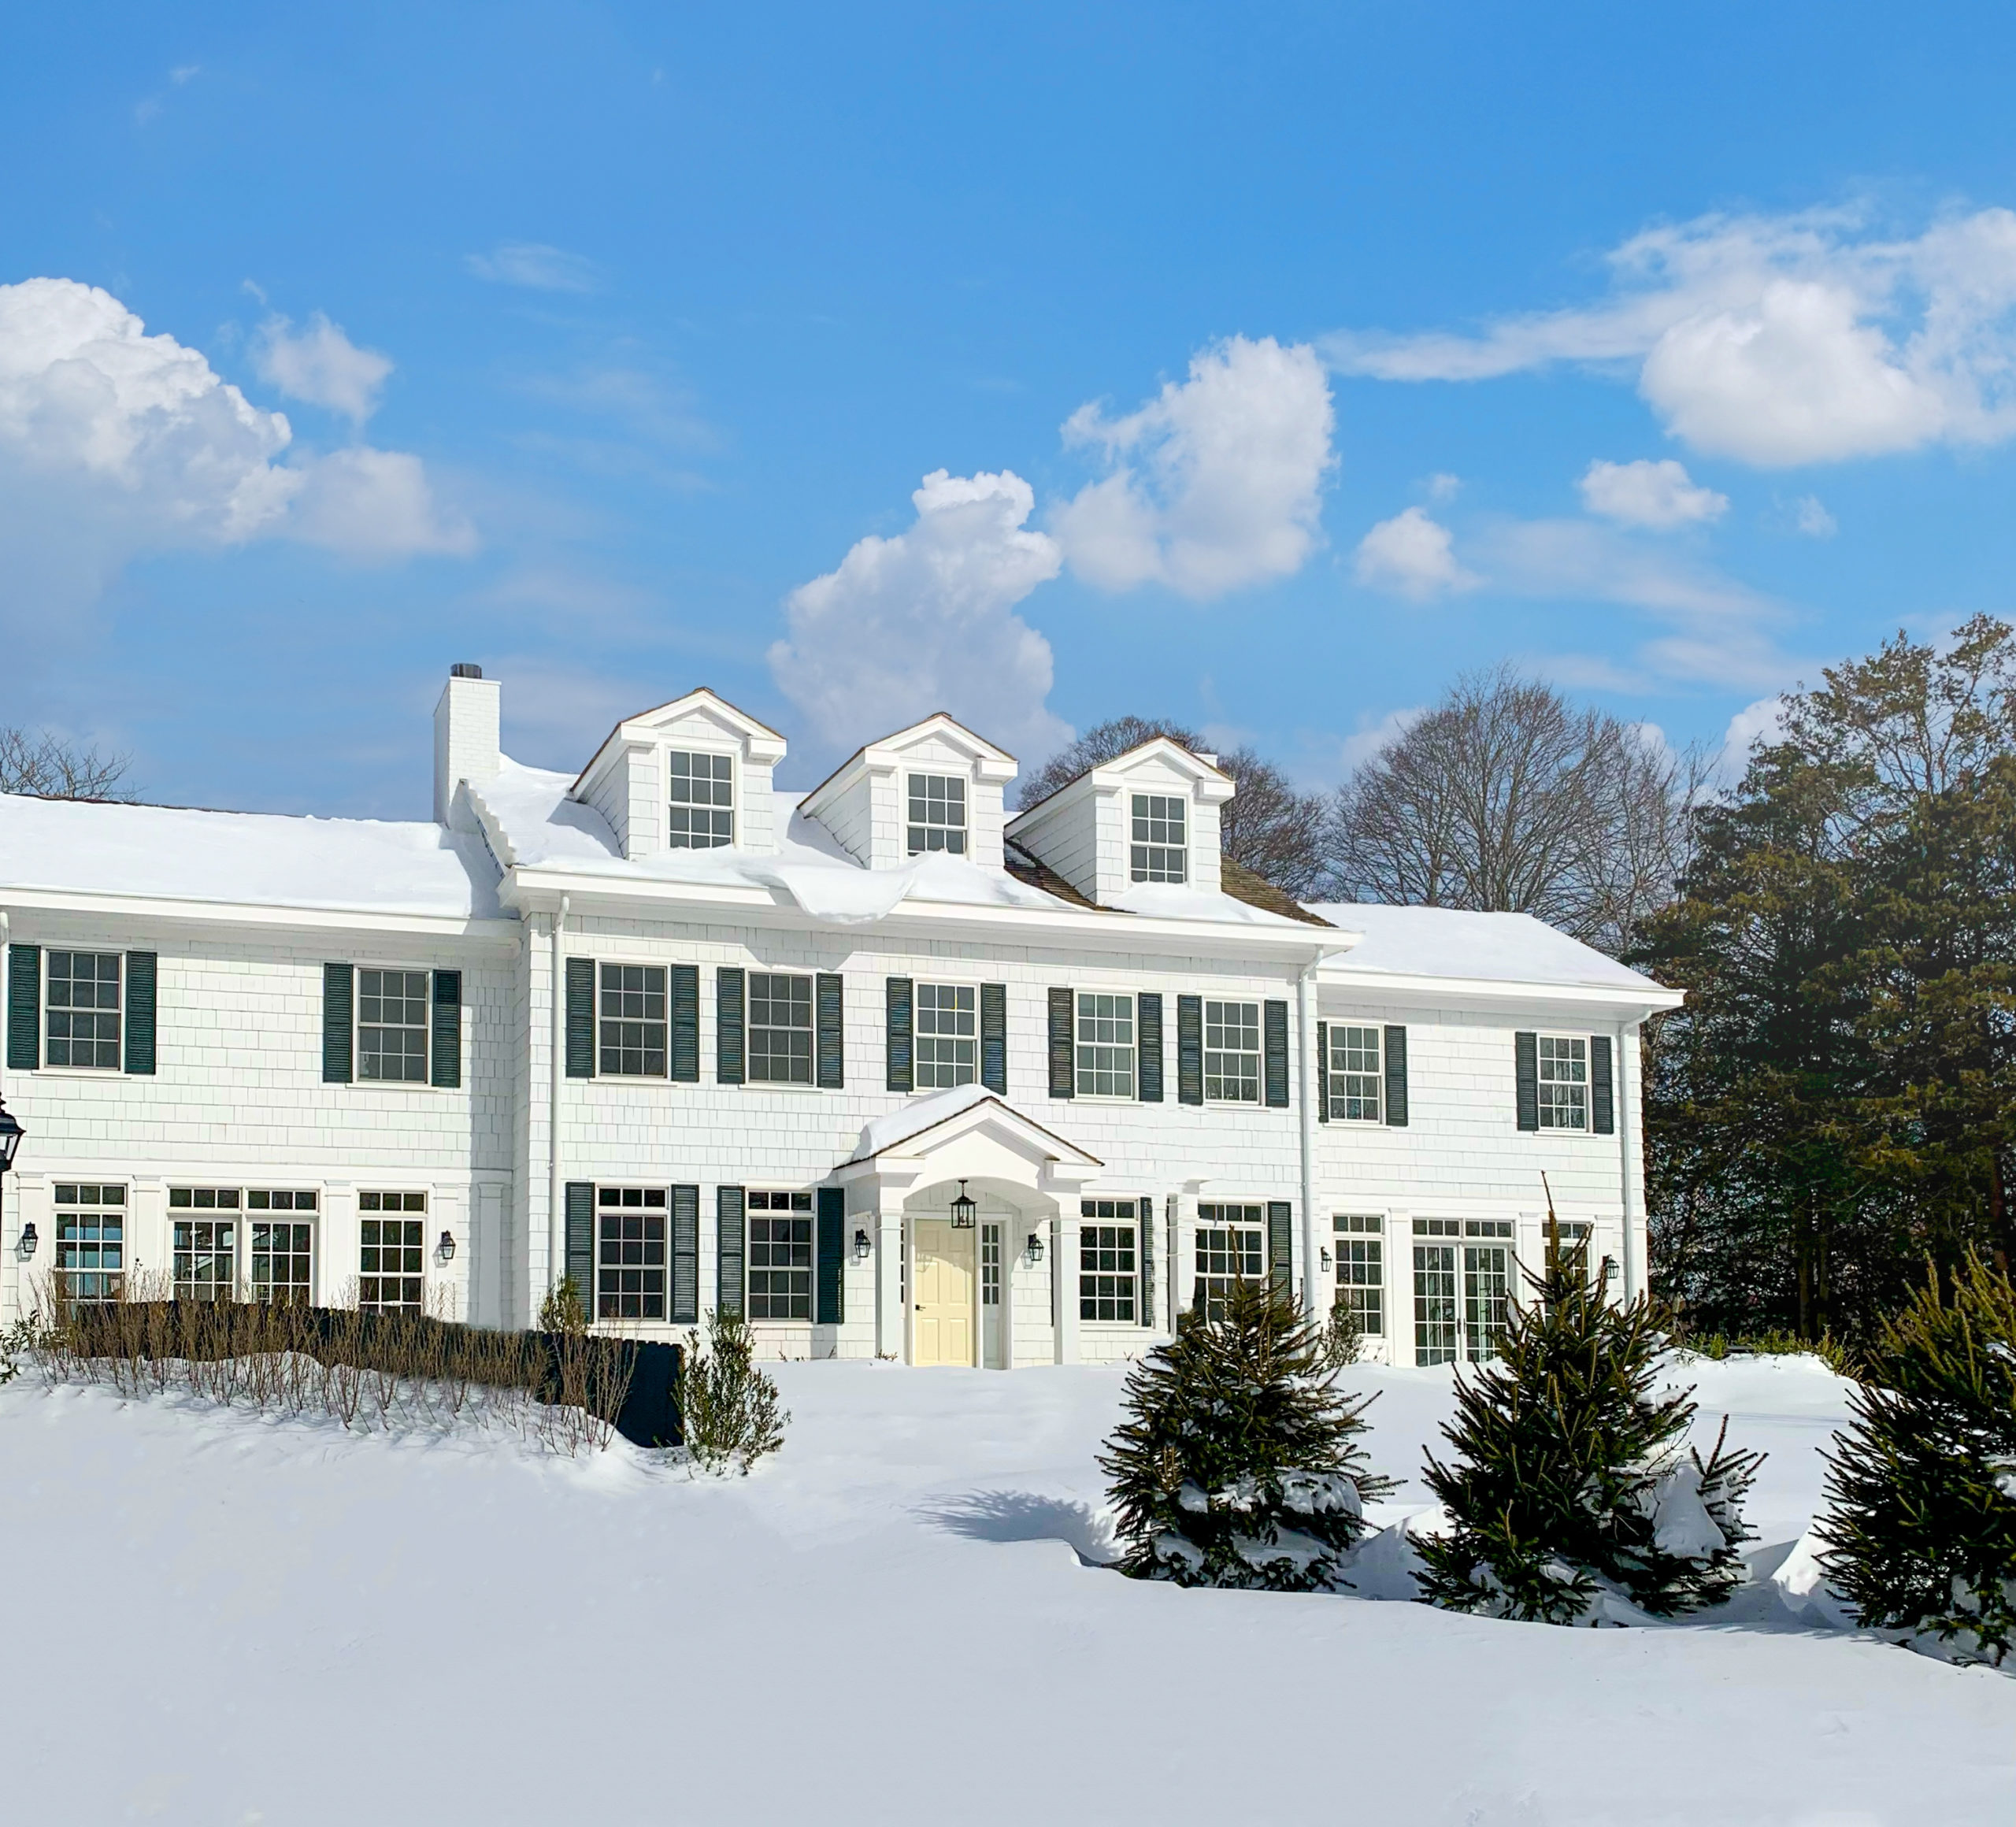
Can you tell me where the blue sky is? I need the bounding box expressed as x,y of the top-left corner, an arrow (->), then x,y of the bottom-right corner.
5,2 -> 2016,816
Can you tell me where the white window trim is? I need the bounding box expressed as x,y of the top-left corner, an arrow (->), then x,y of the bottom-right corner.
913,978 -> 981,1091
352,960 -> 440,1091
42,946 -> 127,1076
1128,791 -> 1189,885
595,956 -> 673,1083
1327,1022 -> 1384,1124
744,1187 -> 816,1325
1201,995 -> 1263,1106
662,741 -> 739,851
904,769 -> 970,858
1535,1031 -> 1592,1132
1072,985 -> 1139,1102
745,969 -> 818,1091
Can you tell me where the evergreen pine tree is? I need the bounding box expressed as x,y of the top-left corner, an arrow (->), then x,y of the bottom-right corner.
1417,1226 -> 1763,1623
1100,1275 -> 1394,1592
1817,1258 -> 2016,1665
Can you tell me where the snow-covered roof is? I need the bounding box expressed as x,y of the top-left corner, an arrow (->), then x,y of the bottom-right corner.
0,791 -> 501,921
845,1082 -> 1102,1167
1306,902 -> 1664,992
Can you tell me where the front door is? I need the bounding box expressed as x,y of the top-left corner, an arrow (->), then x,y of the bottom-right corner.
912,1218 -> 976,1366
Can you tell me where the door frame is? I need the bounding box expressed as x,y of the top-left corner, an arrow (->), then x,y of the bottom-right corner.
907,1213 -> 980,1367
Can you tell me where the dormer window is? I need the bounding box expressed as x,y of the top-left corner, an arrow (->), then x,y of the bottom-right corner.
1130,794 -> 1186,883
907,773 -> 967,855
668,750 -> 734,849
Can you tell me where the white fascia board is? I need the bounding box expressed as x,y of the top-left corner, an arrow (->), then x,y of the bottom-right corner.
0,885 -> 521,945
1317,964 -> 1684,1015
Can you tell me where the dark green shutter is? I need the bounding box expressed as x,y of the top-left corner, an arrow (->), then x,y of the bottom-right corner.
565,1181 -> 595,1320
430,969 -> 461,1088
717,968 -> 745,1084
1138,1195 -> 1155,1328
1266,1200 -> 1293,1295
1515,1032 -> 1540,1132
717,1186 -> 746,1317
1384,1024 -> 1409,1128
817,973 -> 845,1089
124,951 -> 157,1077
321,962 -> 353,1084
7,943 -> 39,1072
1137,993 -> 1163,1103
1177,995 -> 1203,1105
1263,1000 -> 1290,1108
669,1185 -> 699,1323
565,958 -> 595,1079
816,1186 -> 845,1324
1047,987 -> 1074,1098
670,965 -> 699,1082
884,976 -> 913,1092
1591,1034 -> 1615,1135
1314,1021 -> 1329,1122
980,983 -> 1008,1095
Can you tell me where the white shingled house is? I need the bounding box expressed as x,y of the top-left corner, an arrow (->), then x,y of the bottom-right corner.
0,666 -> 1681,1367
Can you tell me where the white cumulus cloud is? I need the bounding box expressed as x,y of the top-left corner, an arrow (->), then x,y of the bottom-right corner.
1580,458 -> 1728,528
288,448 -> 475,558
1719,695 -> 1788,778
1053,335 -> 1334,598
1325,206 -> 2016,466
1794,494 -> 1838,537
254,312 -> 393,422
466,243 -> 602,293
1352,506 -> 1477,600
769,469 -> 1069,761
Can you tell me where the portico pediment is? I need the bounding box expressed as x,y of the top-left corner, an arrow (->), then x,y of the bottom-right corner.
836,1083 -> 1102,1196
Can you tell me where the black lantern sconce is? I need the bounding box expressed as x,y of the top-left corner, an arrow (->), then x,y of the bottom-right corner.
437,1230 -> 457,1262
1025,1229 -> 1044,1264
18,1221 -> 38,1258
1599,1254 -> 1618,1288
0,1095 -> 23,1177
1320,1245 -> 1332,1273
852,1228 -> 872,1264
949,1180 -> 976,1229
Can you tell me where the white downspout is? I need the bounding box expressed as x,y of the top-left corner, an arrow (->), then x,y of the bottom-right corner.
548,895 -> 569,1311
1297,958 -> 1321,1316
1616,1018 -> 1640,1302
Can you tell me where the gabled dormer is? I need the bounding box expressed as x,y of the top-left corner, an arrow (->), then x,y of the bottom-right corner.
570,688 -> 788,860
799,714 -> 1017,871
1004,737 -> 1233,902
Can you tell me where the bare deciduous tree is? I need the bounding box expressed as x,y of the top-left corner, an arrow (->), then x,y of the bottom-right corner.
0,728 -> 134,801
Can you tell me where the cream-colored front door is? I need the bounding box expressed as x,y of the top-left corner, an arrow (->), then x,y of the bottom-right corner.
912,1218 -> 976,1366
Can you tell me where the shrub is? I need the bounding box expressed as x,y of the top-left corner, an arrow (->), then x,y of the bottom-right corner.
1317,1298 -> 1365,1372
680,1308 -> 787,1475
539,1275 -> 587,1336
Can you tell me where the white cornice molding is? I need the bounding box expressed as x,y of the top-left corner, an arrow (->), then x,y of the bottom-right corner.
0,886 -> 521,945
1317,965 -> 1683,1014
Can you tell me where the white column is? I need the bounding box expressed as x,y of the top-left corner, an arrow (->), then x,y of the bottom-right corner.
999,1219 -> 1017,1369
876,1199 -> 903,1360
1054,1206 -> 1080,1365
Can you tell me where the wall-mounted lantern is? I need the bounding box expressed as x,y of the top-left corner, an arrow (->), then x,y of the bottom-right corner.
852,1228 -> 872,1264
1599,1254 -> 1617,1288
437,1230 -> 457,1262
1320,1246 -> 1332,1273
1025,1230 -> 1044,1264
0,1095 -> 23,1177
18,1221 -> 38,1258
949,1180 -> 976,1229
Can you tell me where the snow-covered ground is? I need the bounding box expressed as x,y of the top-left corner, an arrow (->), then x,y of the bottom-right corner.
2,1355 -> 2010,1826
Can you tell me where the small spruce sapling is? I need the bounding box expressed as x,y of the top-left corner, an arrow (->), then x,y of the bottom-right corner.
1101,1274 -> 1394,1591
1817,1258 -> 2016,1666
1417,1219 -> 1762,1624
539,1275 -> 587,1336
681,1307 -> 788,1476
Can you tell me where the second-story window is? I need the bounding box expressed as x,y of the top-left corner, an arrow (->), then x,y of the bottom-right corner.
1204,999 -> 1261,1102
358,969 -> 429,1083
1075,991 -> 1135,1099
46,950 -> 121,1069
1538,1035 -> 1588,1129
749,972 -> 813,1084
907,773 -> 967,854
1130,794 -> 1187,883
599,963 -> 667,1077
668,750 -> 735,849
915,983 -> 976,1088
1329,1025 -> 1382,1121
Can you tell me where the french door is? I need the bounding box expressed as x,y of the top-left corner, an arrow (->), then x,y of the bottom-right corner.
1412,1218 -> 1514,1365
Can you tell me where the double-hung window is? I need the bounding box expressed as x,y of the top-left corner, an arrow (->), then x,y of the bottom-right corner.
749,972 -> 813,1084
907,773 -> 967,855
1537,1036 -> 1588,1129
1328,1025 -> 1382,1121
1193,1203 -> 1264,1321
359,1191 -> 426,1313
747,1190 -> 813,1319
53,1183 -> 124,1303
1129,794 -> 1187,883
599,963 -> 667,1077
1203,999 -> 1261,1103
358,969 -> 430,1083
915,983 -> 976,1088
1079,1199 -> 1139,1322
170,1187 -> 240,1300
249,1190 -> 317,1305
668,750 -> 734,848
596,1186 -> 667,1321
46,951 -> 121,1069
1332,1214 -> 1384,1337
1075,991 -> 1135,1098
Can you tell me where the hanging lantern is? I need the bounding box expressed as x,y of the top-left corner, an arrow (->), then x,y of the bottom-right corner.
949,1180 -> 977,1229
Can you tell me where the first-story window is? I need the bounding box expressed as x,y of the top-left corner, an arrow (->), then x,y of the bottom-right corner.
359,1191 -> 426,1313
748,973 -> 813,1084
1075,991 -> 1135,1098
916,982 -> 976,1088
907,773 -> 968,855
46,950 -> 121,1069
358,968 -> 430,1083
981,1223 -> 1002,1307
599,962 -> 667,1077
1204,999 -> 1261,1102
747,1190 -> 813,1318
1130,793 -> 1187,883
1332,1214 -> 1384,1336
1080,1199 -> 1139,1322
1328,1025 -> 1381,1121
171,1186 -> 241,1301
596,1186 -> 667,1321
668,749 -> 735,848
1193,1203 -> 1264,1321
53,1183 -> 124,1303
250,1190 -> 317,1306
1537,1035 -> 1588,1129
1413,1217 -> 1513,1366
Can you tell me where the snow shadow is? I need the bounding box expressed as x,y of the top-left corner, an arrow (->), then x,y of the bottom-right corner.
917,1490 -> 1116,1566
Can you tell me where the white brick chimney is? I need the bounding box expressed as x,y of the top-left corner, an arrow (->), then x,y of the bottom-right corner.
433,663 -> 501,828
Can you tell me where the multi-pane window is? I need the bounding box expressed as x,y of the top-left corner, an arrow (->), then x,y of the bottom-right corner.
46,951 -> 121,1069
599,963 -> 667,1077
907,774 -> 968,856
53,1183 -> 124,1303
1079,1199 -> 1138,1322
747,1190 -> 813,1319
915,983 -> 976,1088
1193,1203 -> 1264,1321
359,1191 -> 426,1313
1333,1214 -> 1384,1336
1413,1217 -> 1513,1366
1537,1036 -> 1588,1130
1464,1221 -> 1514,1362
748,973 -> 813,1085
170,1187 -> 241,1301
1129,794 -> 1187,884
1074,991 -> 1135,1099
668,750 -> 735,849
358,969 -> 429,1083
596,1186 -> 667,1321
1204,1000 -> 1261,1103
980,1223 -> 1002,1308
1328,1025 -> 1381,1121
250,1191 -> 317,1306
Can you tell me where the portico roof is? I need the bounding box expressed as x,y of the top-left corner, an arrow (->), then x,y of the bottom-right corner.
840,1083 -> 1103,1173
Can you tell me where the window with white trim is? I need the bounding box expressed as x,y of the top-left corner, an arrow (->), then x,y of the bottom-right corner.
358,969 -> 429,1083
1328,1025 -> 1381,1121
249,1191 -> 317,1306
598,963 -> 667,1077
1537,1035 -> 1588,1130
1074,991 -> 1135,1099
747,1190 -> 813,1319
748,973 -> 813,1084
1193,1203 -> 1264,1321
46,951 -> 121,1069
915,983 -> 976,1088
981,1223 -> 1002,1307
1079,1199 -> 1138,1322
171,1187 -> 240,1301
907,773 -> 967,855
1204,999 -> 1261,1102
54,1183 -> 124,1303
1129,794 -> 1186,883
1332,1214 -> 1384,1336
596,1186 -> 667,1321
668,750 -> 734,848
359,1191 -> 426,1313
1413,1217 -> 1514,1366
